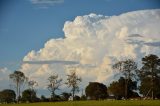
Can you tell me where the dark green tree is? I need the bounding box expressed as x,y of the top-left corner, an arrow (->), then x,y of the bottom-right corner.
9,71 -> 27,102
108,77 -> 138,99
85,82 -> 108,100
61,92 -> 71,101
21,89 -> 38,102
0,89 -> 16,103
139,54 -> 160,99
139,77 -> 160,99
41,95 -> 49,102
80,95 -> 87,100
74,95 -> 80,101
112,59 -> 138,99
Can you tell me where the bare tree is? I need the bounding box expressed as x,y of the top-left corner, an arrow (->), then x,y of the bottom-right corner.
112,59 -> 138,99
9,71 -> 27,102
65,68 -> 81,100
27,80 -> 38,101
47,74 -> 62,100
28,80 -> 38,90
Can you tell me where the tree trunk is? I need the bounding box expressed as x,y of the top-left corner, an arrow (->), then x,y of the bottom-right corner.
51,90 -> 55,101
16,82 -> 19,103
18,84 -> 20,103
151,68 -> 154,100
125,79 -> 128,100
72,89 -> 75,101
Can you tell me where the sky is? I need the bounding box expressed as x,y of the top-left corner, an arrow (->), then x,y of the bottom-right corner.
0,0 -> 160,70
0,0 -> 160,96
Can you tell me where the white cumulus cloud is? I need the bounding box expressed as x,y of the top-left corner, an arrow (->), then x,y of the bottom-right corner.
0,67 -> 11,90
20,9 -> 160,93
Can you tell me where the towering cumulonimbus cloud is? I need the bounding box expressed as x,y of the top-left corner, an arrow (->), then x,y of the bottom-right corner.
20,9 -> 160,90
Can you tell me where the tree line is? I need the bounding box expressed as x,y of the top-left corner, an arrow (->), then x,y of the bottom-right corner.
0,54 -> 160,103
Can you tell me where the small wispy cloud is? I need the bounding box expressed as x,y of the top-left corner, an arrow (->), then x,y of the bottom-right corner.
23,60 -> 79,65
30,0 -> 64,4
128,34 -> 143,38
22,60 -> 96,68
29,0 -> 64,8
104,0 -> 113,2
77,64 -> 97,68
144,41 -> 160,47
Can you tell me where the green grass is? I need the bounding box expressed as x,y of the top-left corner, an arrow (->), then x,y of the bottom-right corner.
0,100 -> 160,106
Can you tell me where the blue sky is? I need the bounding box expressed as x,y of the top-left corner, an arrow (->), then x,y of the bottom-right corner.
0,0 -> 160,70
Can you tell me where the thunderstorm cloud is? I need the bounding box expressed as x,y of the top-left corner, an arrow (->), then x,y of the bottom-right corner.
18,9 -> 160,90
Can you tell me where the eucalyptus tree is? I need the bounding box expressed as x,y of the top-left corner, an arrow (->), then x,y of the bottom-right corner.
9,71 -> 27,102
65,68 -> 81,100
27,80 -> 38,101
47,74 -> 62,100
112,59 -> 138,99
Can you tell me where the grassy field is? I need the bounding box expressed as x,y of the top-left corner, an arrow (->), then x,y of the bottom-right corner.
0,100 -> 160,106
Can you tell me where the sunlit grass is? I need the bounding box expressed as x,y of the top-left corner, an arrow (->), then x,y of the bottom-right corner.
1,100 -> 160,106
